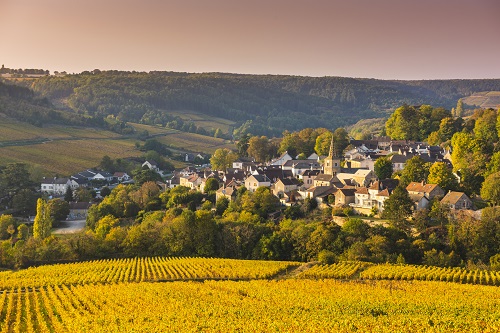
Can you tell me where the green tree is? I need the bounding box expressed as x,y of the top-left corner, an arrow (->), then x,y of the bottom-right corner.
474,108 -> 498,148
215,197 -> 229,216
236,133 -> 250,157
95,215 -> 120,239
0,215 -> 17,240
399,156 -> 430,187
374,156 -> 393,179
17,224 -> 29,241
247,136 -> 272,163
314,131 -> 332,156
385,105 -> 419,140
427,162 -> 458,192
485,151 -> 500,178
454,99 -> 464,117
214,128 -> 223,138
33,198 -> 53,239
11,189 -> 38,216
47,198 -> 70,222
332,128 -> 349,157
64,186 -> 73,202
382,185 -> 414,233
210,148 -> 237,173
204,178 -> 220,193
100,155 -> 114,171
481,172 -> 500,206
132,168 -> 162,185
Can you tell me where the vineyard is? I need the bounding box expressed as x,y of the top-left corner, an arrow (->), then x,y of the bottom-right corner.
360,263 -> 500,285
0,258 -> 499,331
0,257 -> 301,290
0,279 -> 499,332
295,261 -> 373,279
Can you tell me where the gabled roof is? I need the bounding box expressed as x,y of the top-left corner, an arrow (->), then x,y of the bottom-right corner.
114,172 -> 128,177
441,191 -> 470,205
375,189 -> 391,197
355,187 -> 369,195
246,174 -> 271,183
409,193 -> 429,203
315,174 -> 335,182
305,186 -> 336,198
336,188 -> 357,197
301,170 -> 321,177
406,182 -> 442,194
354,169 -> 372,177
216,185 -> 238,196
42,177 -> 70,185
278,178 -> 301,186
389,154 -> 411,163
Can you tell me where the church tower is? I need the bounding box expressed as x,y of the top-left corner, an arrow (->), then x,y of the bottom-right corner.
323,136 -> 341,176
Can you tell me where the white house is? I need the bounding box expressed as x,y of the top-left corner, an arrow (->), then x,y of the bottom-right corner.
269,152 -> 293,166
41,177 -> 78,196
142,160 -> 160,173
244,174 -> 271,192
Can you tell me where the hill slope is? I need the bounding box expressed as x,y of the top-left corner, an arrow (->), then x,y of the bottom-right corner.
27,72 -> 500,136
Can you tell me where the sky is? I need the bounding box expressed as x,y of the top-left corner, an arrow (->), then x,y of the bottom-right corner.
1,0 -> 499,80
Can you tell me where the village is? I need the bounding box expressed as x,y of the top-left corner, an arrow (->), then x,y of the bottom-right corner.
39,136 -> 475,223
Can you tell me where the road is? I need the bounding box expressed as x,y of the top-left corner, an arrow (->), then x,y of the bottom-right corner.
52,219 -> 86,234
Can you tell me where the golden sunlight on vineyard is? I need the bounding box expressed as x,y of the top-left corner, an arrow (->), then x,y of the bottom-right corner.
0,280 -> 499,332
0,257 -> 300,290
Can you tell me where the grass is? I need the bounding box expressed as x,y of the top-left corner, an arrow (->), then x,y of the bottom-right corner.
130,122 -> 235,154
463,91 -> 500,109
0,139 -> 141,176
0,117 -> 233,176
167,109 -> 236,133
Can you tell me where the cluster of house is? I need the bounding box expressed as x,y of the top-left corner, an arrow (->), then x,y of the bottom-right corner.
41,137 -> 474,220
40,169 -> 131,196
165,137 -> 473,215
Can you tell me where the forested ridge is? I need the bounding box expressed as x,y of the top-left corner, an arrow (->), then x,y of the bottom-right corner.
25,71 -> 500,136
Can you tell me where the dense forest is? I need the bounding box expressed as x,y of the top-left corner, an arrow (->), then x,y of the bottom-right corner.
21,71 -> 500,136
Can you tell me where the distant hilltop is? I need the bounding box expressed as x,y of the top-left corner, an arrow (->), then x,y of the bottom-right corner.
0,64 -> 67,78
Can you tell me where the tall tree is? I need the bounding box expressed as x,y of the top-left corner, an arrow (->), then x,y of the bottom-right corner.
332,128 -> 349,157
454,99 -> 464,117
210,148 -> 237,173
247,136 -> 272,163
47,198 -> 70,222
64,186 -> 74,202
314,131 -> 333,156
374,156 -> 393,179
382,186 -> 414,233
481,172 -> 500,206
33,198 -> 53,239
399,156 -> 430,187
474,108 -> 498,148
385,105 -> 419,140
427,162 -> 458,192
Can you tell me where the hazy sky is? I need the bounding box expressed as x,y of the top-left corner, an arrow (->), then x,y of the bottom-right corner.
1,0 -> 499,79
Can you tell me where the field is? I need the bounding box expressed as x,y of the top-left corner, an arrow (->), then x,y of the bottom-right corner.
130,122 -> 235,153
0,118 -> 235,176
167,109 -> 236,133
0,139 -> 141,176
463,91 -> 500,109
0,256 -> 499,332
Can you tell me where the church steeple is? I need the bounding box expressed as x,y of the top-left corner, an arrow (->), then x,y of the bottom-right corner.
323,133 -> 341,176
329,135 -> 334,157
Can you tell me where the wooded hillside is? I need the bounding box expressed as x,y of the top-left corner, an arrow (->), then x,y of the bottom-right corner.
26,72 -> 500,136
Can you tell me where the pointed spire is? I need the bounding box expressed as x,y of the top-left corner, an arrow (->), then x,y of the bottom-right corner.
329,134 -> 334,157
